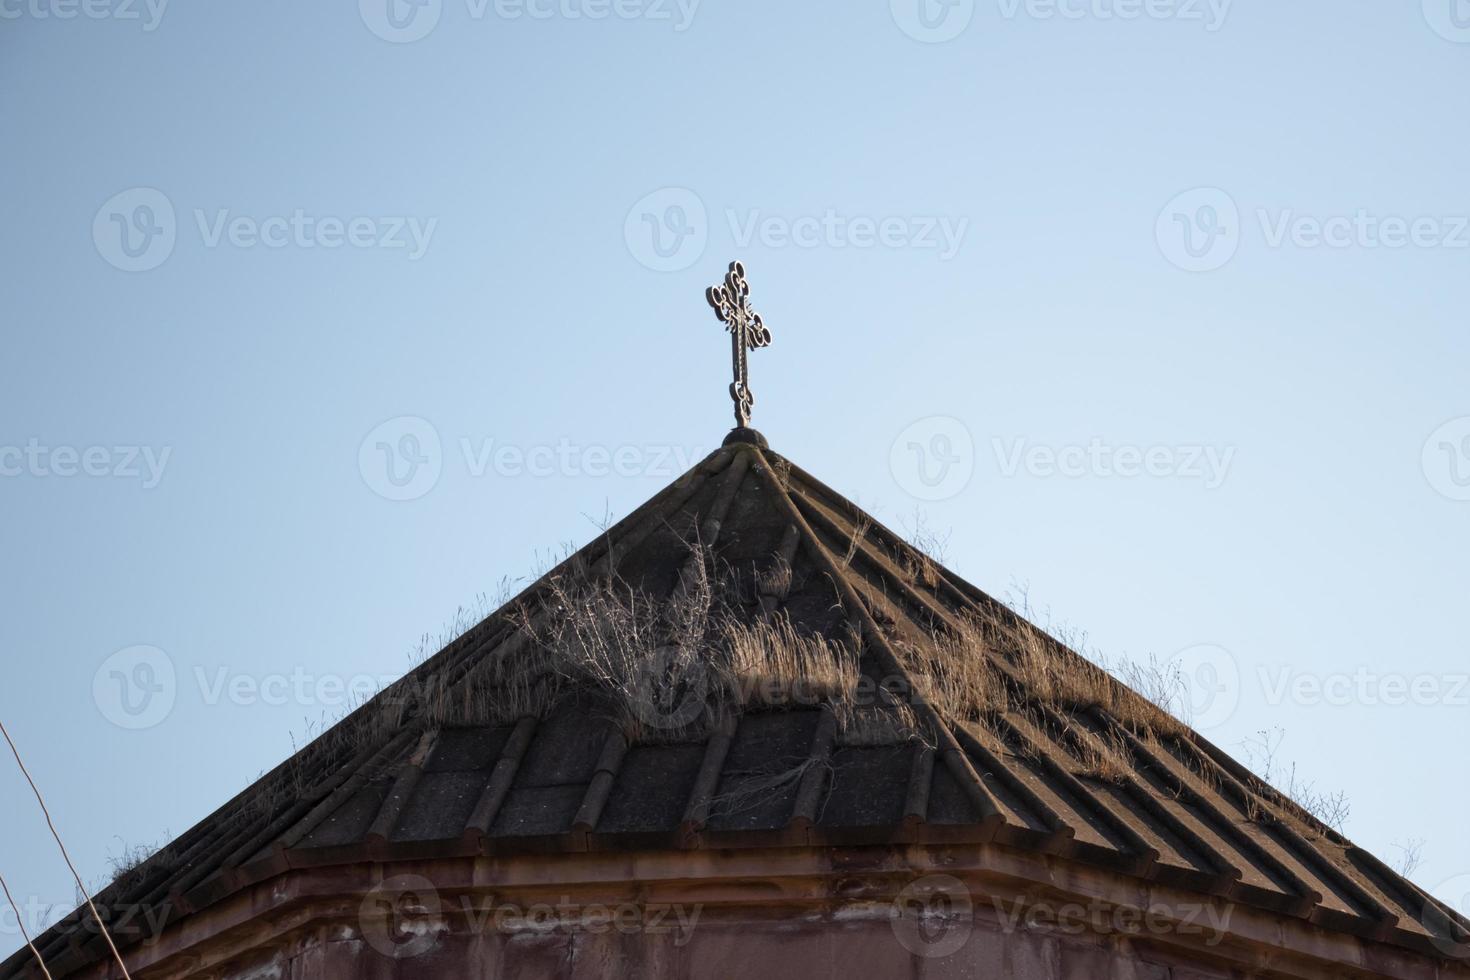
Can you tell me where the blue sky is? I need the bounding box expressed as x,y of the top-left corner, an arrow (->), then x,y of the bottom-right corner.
2,0 -> 1468,946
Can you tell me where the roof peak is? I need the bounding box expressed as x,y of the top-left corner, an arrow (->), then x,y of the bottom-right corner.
721,425 -> 768,449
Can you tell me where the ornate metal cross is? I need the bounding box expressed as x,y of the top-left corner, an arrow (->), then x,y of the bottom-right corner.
705,260 -> 772,428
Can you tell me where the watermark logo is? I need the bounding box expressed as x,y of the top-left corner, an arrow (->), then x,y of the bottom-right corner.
193,666 -> 395,709
361,875 -> 444,959
1423,0 -> 1470,43
992,437 -> 1235,489
1,897 -> 171,946
484,0 -> 699,28
1156,187 -> 1239,272
996,0 -> 1230,30
624,187 -> 707,272
890,416 -> 975,501
1423,872 -> 1470,960
94,189 -> 435,271
1160,188 -> 1470,270
467,896 -> 701,943
625,189 -> 968,268
360,0 -> 442,42
1256,666 -> 1469,709
628,647 -> 709,731
1257,210 -> 1470,251
462,438 -> 706,480
891,874 -> 973,957
193,210 -> 437,258
891,0 -> 974,42
361,0 -> 697,40
96,658 -> 401,729
1423,417 -> 1470,502
93,645 -> 176,730
359,416 -> 443,502
93,188 -> 176,273
0,0 -> 169,30
0,440 -> 171,488
727,209 -> 968,259
990,895 -> 1232,945
1174,643 -> 1238,731
361,425 -> 708,501
893,0 -> 1232,39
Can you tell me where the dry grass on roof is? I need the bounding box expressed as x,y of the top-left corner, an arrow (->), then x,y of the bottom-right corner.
420,548 -> 863,743
755,552 -> 793,599
237,544 -> 1210,825
884,602 -> 1190,743
725,617 -> 859,712
894,615 -> 1008,726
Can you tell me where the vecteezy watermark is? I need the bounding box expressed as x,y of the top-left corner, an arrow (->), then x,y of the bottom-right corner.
462,438 -> 709,480
359,416 -> 444,502
193,210 -> 436,259
890,0 -> 975,42
1156,187 -> 1240,272
359,0 -> 700,43
0,439 -> 171,488
93,188 -> 437,272
890,874 -> 974,957
0,0 -> 168,30
995,0 -> 1230,30
1105,646 -> 1240,732
1157,186 -> 1470,272
1423,417 -> 1470,502
94,649 -> 402,730
1256,666 -> 1470,709
361,875 -> 445,959
0,896 -> 172,948
728,209 -> 968,260
891,876 -> 1235,956
92,188 -> 177,273
464,896 -> 702,945
989,895 -> 1234,946
992,437 -> 1236,489
891,0 -> 1228,42
194,666 -> 395,710
1422,872 -> 1470,960
358,0 -> 443,42
1170,643 -> 1239,732
624,187 -> 708,272
626,661 -> 922,733
358,876 -> 702,960
890,416 -> 976,502
0,894 -> 71,942
93,645 -> 177,730
625,648 -> 709,731
623,187 -> 969,271
358,416 -> 711,502
1256,210 -> 1470,251
1422,0 -> 1470,43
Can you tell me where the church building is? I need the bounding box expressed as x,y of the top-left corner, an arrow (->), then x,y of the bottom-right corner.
6,266 -> 1466,979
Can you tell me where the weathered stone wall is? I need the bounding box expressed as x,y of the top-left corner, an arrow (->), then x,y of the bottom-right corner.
207,903 -> 1261,979
219,922 -> 1219,979
47,851 -> 1466,980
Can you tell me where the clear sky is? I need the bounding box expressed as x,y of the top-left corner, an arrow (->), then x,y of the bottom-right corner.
2,0 -> 1468,947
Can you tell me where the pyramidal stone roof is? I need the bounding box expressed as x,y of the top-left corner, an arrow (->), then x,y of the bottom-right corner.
8,432 -> 1467,976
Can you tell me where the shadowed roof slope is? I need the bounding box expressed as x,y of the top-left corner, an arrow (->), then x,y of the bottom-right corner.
6,435 -> 1467,977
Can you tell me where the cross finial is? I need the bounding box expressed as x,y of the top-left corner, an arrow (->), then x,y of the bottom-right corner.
705,260 -> 772,429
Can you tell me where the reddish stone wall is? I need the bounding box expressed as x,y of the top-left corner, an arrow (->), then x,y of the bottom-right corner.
208,904 -> 1244,980
51,850 -> 1466,980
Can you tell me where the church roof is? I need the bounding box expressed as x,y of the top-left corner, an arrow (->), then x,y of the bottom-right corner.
6,433 -> 1466,976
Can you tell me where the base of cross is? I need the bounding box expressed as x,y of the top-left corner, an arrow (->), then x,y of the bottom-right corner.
722,426 -> 769,449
